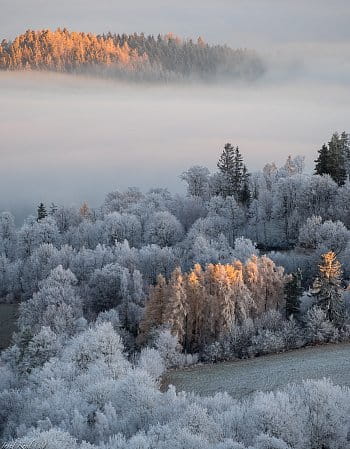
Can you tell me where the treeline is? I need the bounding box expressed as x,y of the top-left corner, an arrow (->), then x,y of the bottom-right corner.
0,29 -> 265,81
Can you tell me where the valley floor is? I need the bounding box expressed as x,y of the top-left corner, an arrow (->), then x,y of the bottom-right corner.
162,342 -> 350,398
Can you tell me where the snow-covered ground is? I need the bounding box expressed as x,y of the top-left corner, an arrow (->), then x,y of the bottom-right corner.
163,343 -> 350,398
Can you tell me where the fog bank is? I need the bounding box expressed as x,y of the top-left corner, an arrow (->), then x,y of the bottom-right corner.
1,70 -> 349,221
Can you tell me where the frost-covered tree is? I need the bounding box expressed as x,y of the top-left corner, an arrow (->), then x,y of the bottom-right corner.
144,211 -> 184,247
304,306 -> 339,343
18,265 -> 83,336
298,216 -> 350,254
20,326 -> 61,373
164,267 -> 188,344
0,212 -> 17,260
137,347 -> 165,380
88,263 -> 133,313
181,165 -> 210,199
18,216 -> 60,259
233,237 -> 258,262
243,255 -> 286,316
138,274 -> 167,343
138,244 -> 179,283
103,212 -> 142,248
311,251 -> 345,325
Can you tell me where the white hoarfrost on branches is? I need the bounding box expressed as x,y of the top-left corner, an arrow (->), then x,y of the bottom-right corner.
2,145 -> 350,448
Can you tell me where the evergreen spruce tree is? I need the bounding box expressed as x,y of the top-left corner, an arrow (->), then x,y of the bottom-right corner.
232,147 -> 244,193
217,143 -> 235,197
285,268 -> 303,319
328,133 -> 347,185
217,143 -> 235,174
217,143 -> 249,201
311,251 -> 345,325
314,144 -> 330,176
37,203 -> 47,221
240,165 -> 251,205
314,133 -> 348,185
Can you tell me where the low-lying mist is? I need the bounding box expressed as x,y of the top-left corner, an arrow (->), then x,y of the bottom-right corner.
1,63 -> 350,222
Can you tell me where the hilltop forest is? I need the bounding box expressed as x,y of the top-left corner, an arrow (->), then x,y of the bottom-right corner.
0,28 -> 265,81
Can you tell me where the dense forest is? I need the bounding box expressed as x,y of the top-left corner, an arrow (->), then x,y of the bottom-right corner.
0,29 -> 265,81
1,132 -> 350,448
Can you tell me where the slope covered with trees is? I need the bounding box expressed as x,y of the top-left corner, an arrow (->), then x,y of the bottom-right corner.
2,132 -> 350,448
0,29 -> 265,81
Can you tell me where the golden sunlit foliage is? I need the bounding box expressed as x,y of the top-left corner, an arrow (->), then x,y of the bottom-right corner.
0,28 -> 265,80
0,29 -> 147,72
139,256 -> 286,351
318,251 -> 342,281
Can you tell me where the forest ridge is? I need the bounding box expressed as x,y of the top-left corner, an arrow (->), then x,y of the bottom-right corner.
0,28 -> 265,81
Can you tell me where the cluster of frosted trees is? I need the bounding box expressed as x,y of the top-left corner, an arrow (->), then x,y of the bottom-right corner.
182,147 -> 350,283
140,257 -> 285,352
0,29 -> 264,81
2,313 -> 350,448
0,267 -> 349,448
2,140 -> 350,447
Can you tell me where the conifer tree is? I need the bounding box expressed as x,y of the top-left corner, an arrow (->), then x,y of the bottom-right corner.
311,251 -> 345,325
285,268 -> 303,318
37,203 -> 47,221
217,143 -> 235,197
328,133 -> 347,185
217,143 -> 249,201
340,131 -> 350,177
240,165 -> 251,205
314,144 -> 330,177
233,146 -> 244,194
314,133 -> 347,185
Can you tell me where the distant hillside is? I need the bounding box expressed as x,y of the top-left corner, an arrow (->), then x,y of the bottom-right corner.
0,29 -> 265,81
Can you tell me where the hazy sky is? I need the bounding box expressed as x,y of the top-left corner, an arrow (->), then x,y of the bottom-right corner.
1,0 -> 350,48
1,1 -> 350,221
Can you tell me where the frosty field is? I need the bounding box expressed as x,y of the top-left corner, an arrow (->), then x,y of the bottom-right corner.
163,343 -> 350,398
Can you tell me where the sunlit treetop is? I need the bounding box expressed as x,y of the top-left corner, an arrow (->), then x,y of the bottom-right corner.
319,251 -> 342,281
